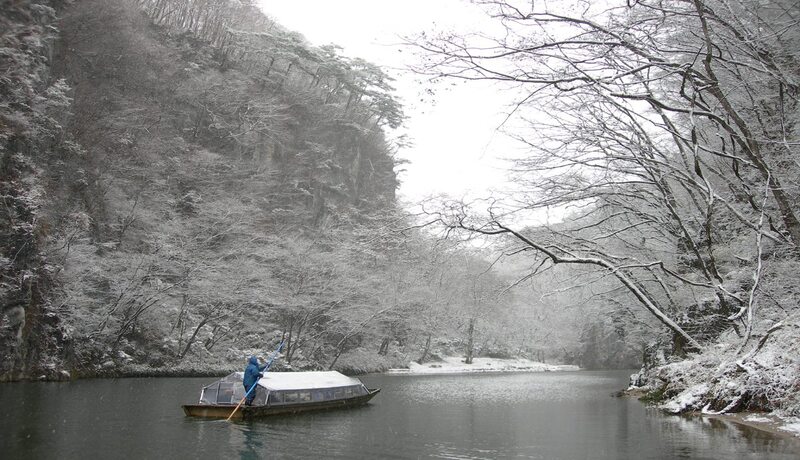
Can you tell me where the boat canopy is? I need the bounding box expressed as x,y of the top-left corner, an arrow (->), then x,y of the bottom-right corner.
257,371 -> 363,391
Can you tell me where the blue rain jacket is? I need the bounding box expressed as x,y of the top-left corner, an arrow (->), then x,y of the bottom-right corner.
243,356 -> 266,391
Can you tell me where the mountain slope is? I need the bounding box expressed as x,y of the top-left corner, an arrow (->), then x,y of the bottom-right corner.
1,0 -> 408,379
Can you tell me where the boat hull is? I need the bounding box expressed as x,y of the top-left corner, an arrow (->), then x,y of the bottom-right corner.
183,388 -> 380,420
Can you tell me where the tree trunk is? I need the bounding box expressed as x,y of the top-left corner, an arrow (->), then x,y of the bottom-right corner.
465,318 -> 475,364
179,318 -> 207,359
418,333 -> 432,364
378,337 -> 390,356
328,337 -> 346,370
690,0 -> 800,246
283,328 -> 293,365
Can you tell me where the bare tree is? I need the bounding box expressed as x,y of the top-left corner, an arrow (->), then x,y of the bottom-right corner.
411,0 -> 800,354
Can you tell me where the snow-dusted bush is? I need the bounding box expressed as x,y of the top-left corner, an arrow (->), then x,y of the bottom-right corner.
647,319 -> 800,416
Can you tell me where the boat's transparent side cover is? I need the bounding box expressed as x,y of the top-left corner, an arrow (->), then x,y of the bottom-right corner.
266,384 -> 368,405
199,372 -> 266,405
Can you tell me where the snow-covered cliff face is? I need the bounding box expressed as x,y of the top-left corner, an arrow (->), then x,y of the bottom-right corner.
0,0 -> 75,381
1,0 -> 403,379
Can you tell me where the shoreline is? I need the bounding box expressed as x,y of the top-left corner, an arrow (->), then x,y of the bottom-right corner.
386,356 -> 580,375
618,388 -> 800,440
695,412 -> 800,440
1,356 -> 580,382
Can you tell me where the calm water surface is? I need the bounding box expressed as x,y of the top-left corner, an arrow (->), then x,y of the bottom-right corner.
1,370 -> 798,459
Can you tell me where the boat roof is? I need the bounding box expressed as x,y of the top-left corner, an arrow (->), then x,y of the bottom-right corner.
229,371 -> 364,391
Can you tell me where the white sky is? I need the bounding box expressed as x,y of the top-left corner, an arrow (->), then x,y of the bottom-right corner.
258,0 -> 522,204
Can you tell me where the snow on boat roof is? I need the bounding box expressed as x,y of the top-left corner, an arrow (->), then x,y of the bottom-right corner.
230,371 -> 364,391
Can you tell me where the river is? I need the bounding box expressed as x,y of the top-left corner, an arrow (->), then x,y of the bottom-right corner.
1,370 -> 798,459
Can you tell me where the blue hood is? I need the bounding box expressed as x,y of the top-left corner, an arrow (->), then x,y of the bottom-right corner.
249,356 -> 259,366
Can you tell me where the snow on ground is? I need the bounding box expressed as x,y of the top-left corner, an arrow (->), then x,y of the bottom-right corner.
647,318 -> 800,420
701,413 -> 800,439
661,383 -> 710,414
744,415 -> 773,423
743,415 -> 800,438
779,419 -> 800,437
387,357 -> 579,374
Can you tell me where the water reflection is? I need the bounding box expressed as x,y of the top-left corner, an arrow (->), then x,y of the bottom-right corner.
236,425 -> 264,460
655,411 -> 797,459
0,372 -> 798,459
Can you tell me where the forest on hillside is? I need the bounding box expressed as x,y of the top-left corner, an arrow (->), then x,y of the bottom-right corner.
0,0 -> 633,383
1,0 -> 798,419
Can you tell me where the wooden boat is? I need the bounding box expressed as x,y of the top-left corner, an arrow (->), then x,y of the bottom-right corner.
182,370 -> 380,420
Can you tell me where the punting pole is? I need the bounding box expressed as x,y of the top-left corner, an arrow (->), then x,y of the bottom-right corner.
226,340 -> 285,422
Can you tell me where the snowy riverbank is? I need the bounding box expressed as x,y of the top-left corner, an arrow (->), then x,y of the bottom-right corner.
698,413 -> 800,439
387,357 -> 579,374
739,414 -> 800,438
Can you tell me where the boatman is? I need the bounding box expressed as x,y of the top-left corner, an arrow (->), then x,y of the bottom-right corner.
243,355 -> 267,406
